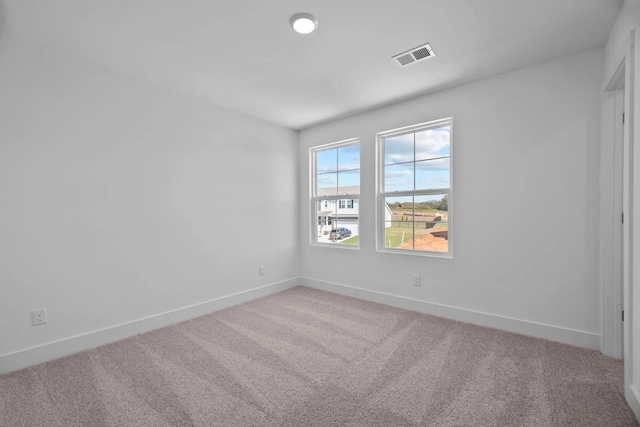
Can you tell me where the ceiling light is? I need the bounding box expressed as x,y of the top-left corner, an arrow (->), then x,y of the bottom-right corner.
290,13 -> 318,34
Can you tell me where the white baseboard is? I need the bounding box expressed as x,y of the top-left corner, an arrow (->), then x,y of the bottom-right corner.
0,278 -> 299,375
0,277 -> 604,376
628,384 -> 640,423
301,277 -> 600,350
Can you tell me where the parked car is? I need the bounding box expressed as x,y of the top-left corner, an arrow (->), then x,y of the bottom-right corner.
330,227 -> 352,240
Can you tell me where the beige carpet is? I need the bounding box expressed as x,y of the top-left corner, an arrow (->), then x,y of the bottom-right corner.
1,286 -> 638,426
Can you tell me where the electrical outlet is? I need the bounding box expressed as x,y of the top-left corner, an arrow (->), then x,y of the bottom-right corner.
31,308 -> 47,326
413,274 -> 421,287
259,265 -> 265,276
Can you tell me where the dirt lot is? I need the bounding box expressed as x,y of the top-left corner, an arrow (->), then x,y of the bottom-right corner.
399,230 -> 448,252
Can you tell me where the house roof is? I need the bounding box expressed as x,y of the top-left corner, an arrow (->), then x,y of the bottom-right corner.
317,186 -> 360,197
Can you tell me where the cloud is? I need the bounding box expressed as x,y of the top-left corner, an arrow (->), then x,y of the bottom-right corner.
317,166 -> 335,173
338,163 -> 360,171
384,134 -> 414,164
385,169 -> 412,179
415,157 -> 450,171
317,174 -> 337,186
415,128 -> 450,158
385,127 -> 450,164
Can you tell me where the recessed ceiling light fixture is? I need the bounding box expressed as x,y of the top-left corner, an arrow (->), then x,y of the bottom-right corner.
290,13 -> 318,34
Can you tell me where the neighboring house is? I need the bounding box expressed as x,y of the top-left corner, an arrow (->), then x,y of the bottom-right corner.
316,186 -> 392,236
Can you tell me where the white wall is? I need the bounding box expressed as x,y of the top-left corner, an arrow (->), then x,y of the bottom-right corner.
299,48 -> 603,347
0,36 -> 299,370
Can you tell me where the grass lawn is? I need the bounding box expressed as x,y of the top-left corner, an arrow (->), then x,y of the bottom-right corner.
341,235 -> 359,245
384,227 -> 417,247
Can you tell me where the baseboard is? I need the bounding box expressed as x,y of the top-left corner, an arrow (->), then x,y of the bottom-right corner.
301,277 -> 600,350
0,276 -> 603,376
627,384 -> 640,423
0,278 -> 299,375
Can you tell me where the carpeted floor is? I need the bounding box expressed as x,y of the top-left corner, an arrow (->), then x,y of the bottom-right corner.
1,286 -> 638,426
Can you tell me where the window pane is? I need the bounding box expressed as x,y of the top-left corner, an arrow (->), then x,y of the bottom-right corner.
383,194 -> 449,252
316,149 -> 337,173
338,144 -> 360,171
384,133 -> 414,165
384,163 -> 414,192
317,172 -> 337,194
413,194 -> 448,252
385,195 -> 413,221
415,126 -> 451,161
415,158 -> 450,190
337,169 -> 360,193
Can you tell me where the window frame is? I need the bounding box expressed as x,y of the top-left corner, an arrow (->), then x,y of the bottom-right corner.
310,138 -> 360,249
376,118 -> 453,257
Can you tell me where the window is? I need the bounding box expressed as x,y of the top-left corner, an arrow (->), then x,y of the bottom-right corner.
377,118 -> 452,256
338,199 -> 354,209
311,139 -> 360,246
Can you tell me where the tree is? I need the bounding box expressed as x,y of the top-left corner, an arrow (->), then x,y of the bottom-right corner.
436,195 -> 448,211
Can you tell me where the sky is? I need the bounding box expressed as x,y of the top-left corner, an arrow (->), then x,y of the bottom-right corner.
315,126 -> 451,195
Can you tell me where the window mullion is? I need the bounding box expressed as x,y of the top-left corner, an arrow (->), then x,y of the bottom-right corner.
384,159 -> 420,167
413,132 -> 417,195
335,148 -> 339,194
411,132 -> 418,250
411,194 -> 415,250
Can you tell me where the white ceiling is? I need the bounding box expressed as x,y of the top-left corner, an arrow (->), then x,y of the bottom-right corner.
2,0 -> 624,130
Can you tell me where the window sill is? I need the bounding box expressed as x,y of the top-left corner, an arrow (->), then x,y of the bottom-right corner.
376,247 -> 452,258
310,241 -> 360,250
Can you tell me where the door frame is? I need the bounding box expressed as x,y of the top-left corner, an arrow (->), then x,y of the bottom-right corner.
601,28 -> 640,420
601,61 -> 625,359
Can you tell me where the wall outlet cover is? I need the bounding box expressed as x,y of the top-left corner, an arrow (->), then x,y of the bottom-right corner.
31,308 -> 47,326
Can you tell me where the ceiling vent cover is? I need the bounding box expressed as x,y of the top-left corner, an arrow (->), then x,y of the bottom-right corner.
392,43 -> 435,68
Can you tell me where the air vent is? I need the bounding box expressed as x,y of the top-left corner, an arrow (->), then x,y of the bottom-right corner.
391,43 -> 435,68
